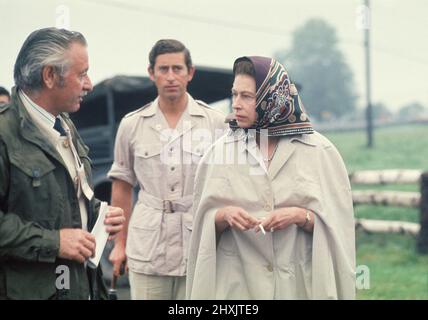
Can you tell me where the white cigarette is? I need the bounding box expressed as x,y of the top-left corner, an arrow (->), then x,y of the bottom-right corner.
259,224 -> 266,235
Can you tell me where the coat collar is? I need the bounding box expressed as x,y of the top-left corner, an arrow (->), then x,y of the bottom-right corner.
268,134 -> 317,180
10,87 -> 68,167
228,129 -> 317,179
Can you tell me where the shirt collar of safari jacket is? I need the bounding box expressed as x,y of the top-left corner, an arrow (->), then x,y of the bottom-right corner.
140,93 -> 205,119
142,93 -> 206,143
9,86 -> 68,167
228,56 -> 314,137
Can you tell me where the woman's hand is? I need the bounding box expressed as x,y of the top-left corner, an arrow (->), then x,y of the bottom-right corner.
215,206 -> 261,233
256,207 -> 310,233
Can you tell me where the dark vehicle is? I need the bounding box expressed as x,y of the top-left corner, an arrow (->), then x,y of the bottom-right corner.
70,66 -> 233,288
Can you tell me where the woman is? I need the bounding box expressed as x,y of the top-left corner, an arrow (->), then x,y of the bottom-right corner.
186,56 -> 355,299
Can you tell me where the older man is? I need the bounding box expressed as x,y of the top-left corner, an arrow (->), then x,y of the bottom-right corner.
0,28 -> 125,300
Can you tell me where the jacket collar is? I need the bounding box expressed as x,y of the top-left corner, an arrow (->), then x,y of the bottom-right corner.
139,99 -> 157,118
10,87 -> 68,167
140,93 -> 205,118
268,134 -> 317,180
228,129 -> 317,179
143,93 -> 205,144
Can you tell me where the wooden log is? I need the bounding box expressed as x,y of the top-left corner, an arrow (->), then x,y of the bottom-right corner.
355,218 -> 420,236
417,172 -> 428,254
349,169 -> 422,185
352,190 -> 420,208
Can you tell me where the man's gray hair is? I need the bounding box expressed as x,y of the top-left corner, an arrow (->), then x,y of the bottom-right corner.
14,27 -> 87,91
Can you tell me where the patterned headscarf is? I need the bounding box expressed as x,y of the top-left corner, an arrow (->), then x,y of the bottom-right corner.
229,56 -> 314,136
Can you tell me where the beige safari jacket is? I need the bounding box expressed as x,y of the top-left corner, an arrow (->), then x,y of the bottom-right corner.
108,94 -> 227,276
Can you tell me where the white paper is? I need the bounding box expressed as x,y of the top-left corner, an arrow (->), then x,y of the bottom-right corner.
87,201 -> 109,269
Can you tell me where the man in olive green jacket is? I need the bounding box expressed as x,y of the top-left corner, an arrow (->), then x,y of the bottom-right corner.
0,28 -> 125,300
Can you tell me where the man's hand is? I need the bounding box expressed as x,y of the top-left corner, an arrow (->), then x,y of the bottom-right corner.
59,228 -> 96,263
104,206 -> 125,241
216,206 -> 260,233
109,242 -> 128,277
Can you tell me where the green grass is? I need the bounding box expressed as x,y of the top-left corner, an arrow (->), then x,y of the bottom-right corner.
356,231 -> 428,299
323,124 -> 428,299
355,205 -> 419,223
324,124 -> 428,172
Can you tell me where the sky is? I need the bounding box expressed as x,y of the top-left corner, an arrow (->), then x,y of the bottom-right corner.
0,0 -> 427,112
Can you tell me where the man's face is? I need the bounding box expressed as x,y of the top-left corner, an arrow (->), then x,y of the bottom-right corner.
49,42 -> 93,115
231,74 -> 257,128
0,95 -> 10,106
148,52 -> 194,102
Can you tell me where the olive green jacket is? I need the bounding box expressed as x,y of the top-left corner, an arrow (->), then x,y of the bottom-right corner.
0,89 -> 107,300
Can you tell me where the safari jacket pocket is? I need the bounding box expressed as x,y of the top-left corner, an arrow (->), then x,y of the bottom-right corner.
182,143 -> 204,165
134,144 -> 163,179
126,205 -> 162,262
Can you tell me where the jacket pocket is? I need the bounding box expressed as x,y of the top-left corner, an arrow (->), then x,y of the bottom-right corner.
126,203 -> 162,262
134,144 -> 163,180
8,152 -> 59,225
182,143 -> 205,166
3,261 -> 56,300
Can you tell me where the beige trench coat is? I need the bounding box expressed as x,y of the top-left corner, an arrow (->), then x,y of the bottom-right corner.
186,129 -> 356,299
108,94 -> 227,276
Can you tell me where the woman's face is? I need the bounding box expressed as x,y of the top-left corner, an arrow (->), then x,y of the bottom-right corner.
231,74 -> 257,128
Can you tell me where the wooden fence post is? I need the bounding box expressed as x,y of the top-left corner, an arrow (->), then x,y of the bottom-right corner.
417,172 -> 428,254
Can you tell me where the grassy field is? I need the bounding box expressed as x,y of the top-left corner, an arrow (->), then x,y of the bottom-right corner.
324,124 -> 428,172
324,124 -> 428,299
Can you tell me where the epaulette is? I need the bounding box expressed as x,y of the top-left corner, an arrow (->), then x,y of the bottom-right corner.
195,99 -> 210,108
124,102 -> 152,118
0,104 -> 10,114
196,99 -> 227,118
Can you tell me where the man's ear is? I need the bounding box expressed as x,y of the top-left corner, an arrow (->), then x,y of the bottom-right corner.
42,65 -> 57,89
187,66 -> 195,82
148,66 -> 155,82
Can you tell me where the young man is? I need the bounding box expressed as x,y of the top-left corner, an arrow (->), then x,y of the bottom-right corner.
0,28 -> 124,300
108,39 -> 227,300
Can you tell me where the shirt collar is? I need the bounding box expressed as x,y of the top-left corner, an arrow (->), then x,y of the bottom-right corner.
19,90 -> 56,126
19,90 -> 64,141
140,93 -> 206,118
